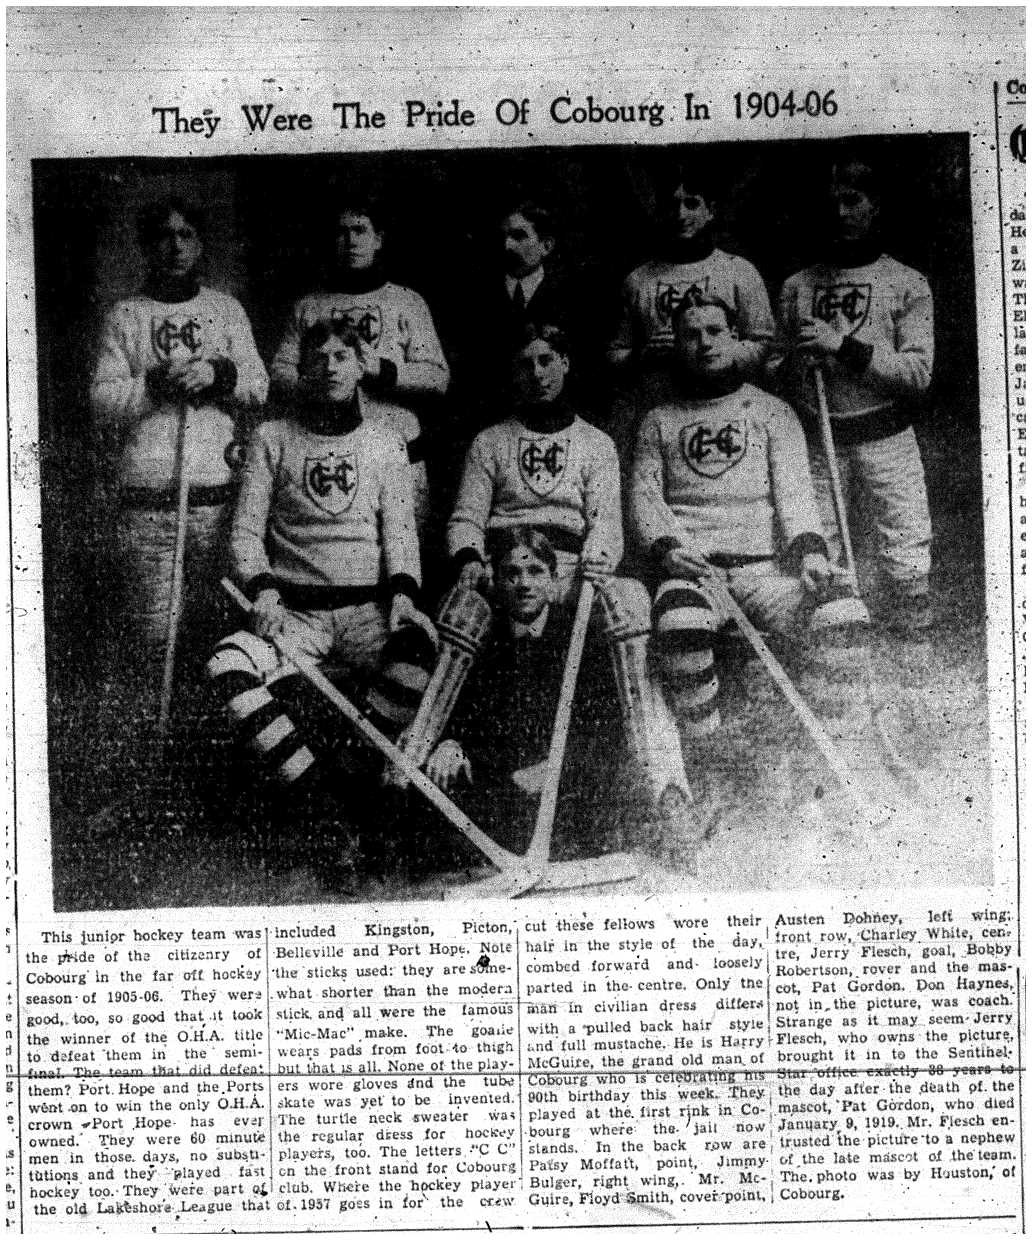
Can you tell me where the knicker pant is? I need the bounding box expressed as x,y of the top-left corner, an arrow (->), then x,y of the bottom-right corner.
206,602 -> 434,792
809,426 -> 932,593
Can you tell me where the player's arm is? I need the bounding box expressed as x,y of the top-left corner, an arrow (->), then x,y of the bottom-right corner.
767,401 -> 833,591
367,292 -> 450,400
581,435 -> 624,575
764,277 -> 801,391
731,260 -> 776,376
269,301 -> 305,399
629,414 -> 707,577
445,434 -> 496,589
379,434 -> 436,639
605,274 -> 637,371
859,272 -> 934,396
89,305 -> 154,430
228,426 -> 288,635
221,296 -> 270,409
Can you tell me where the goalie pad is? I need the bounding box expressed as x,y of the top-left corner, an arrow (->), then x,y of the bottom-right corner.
396,586 -> 493,772
596,577 -> 692,807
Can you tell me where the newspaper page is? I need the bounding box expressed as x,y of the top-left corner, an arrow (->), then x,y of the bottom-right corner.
4,6 -> 1026,1236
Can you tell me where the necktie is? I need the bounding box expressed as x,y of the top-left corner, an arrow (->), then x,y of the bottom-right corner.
512,282 -> 526,312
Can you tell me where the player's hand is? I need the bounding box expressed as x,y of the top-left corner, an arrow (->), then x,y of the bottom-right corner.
458,560 -> 492,593
796,317 -> 844,358
426,741 -> 472,792
580,552 -> 613,582
512,760 -> 547,795
168,357 -> 216,396
389,594 -> 439,649
356,339 -> 383,382
252,588 -> 287,640
800,552 -> 836,595
663,547 -> 713,581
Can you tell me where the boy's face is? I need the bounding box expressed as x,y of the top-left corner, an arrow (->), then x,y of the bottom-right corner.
497,546 -> 555,624
830,183 -> 878,242
336,211 -> 383,270
301,334 -> 363,403
512,338 -> 570,404
502,212 -> 553,278
674,304 -> 737,376
669,184 -> 714,242
147,210 -> 203,280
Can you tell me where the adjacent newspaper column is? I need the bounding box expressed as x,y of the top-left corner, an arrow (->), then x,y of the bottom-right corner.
3,8 -> 1026,1239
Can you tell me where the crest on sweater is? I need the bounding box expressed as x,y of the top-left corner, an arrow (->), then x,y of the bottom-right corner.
681,419 -> 748,479
151,314 -> 203,360
329,304 -> 383,347
812,284 -> 871,334
305,450 -> 358,515
518,435 -> 569,497
655,278 -> 710,326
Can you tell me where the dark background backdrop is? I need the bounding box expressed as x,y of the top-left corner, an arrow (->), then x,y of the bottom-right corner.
31,132 -> 982,898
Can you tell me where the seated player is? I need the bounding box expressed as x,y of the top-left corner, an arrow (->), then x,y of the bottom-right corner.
607,161 -> 774,455
424,529 -> 690,862
448,321 -> 622,601
207,321 -> 437,819
630,294 -> 870,780
773,158 -> 935,643
270,195 -> 449,528
410,326 -> 697,858
424,529 -> 625,856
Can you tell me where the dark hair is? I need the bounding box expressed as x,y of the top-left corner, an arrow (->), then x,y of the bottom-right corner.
333,196 -> 386,234
136,196 -> 206,246
830,159 -> 881,202
658,160 -> 721,211
299,319 -> 363,359
512,321 -> 570,359
671,292 -> 737,331
501,200 -> 556,243
490,527 -> 558,577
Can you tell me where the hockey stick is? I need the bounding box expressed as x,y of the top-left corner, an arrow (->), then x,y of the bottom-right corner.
812,369 -> 929,796
703,571 -> 888,825
221,578 -> 542,896
523,578 -> 596,871
812,368 -> 859,588
157,402 -> 191,741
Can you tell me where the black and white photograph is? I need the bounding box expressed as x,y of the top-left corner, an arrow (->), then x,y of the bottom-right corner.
32,133 -> 988,910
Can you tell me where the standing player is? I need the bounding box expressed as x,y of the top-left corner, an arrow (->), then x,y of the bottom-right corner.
607,164 -> 775,454
270,197 -> 450,527
421,326 -> 696,862
207,322 -> 437,814
89,197 -> 268,722
774,159 -> 934,641
631,295 -> 871,792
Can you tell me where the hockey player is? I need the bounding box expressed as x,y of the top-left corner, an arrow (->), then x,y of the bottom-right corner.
631,294 -> 868,784
416,327 -> 698,864
270,196 -> 450,527
774,159 -> 934,640
89,197 -> 268,711
448,322 -> 622,602
607,164 -> 775,454
424,528 -> 629,855
207,321 -> 437,812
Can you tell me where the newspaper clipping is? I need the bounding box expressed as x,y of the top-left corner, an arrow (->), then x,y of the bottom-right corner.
4,7 -> 1026,1236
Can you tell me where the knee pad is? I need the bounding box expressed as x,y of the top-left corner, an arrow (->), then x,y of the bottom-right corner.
651,579 -> 720,734
207,637 -> 318,787
365,625 -> 438,737
810,588 -> 871,675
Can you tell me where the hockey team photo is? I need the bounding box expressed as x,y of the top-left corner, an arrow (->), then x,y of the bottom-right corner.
30,133 -> 990,909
